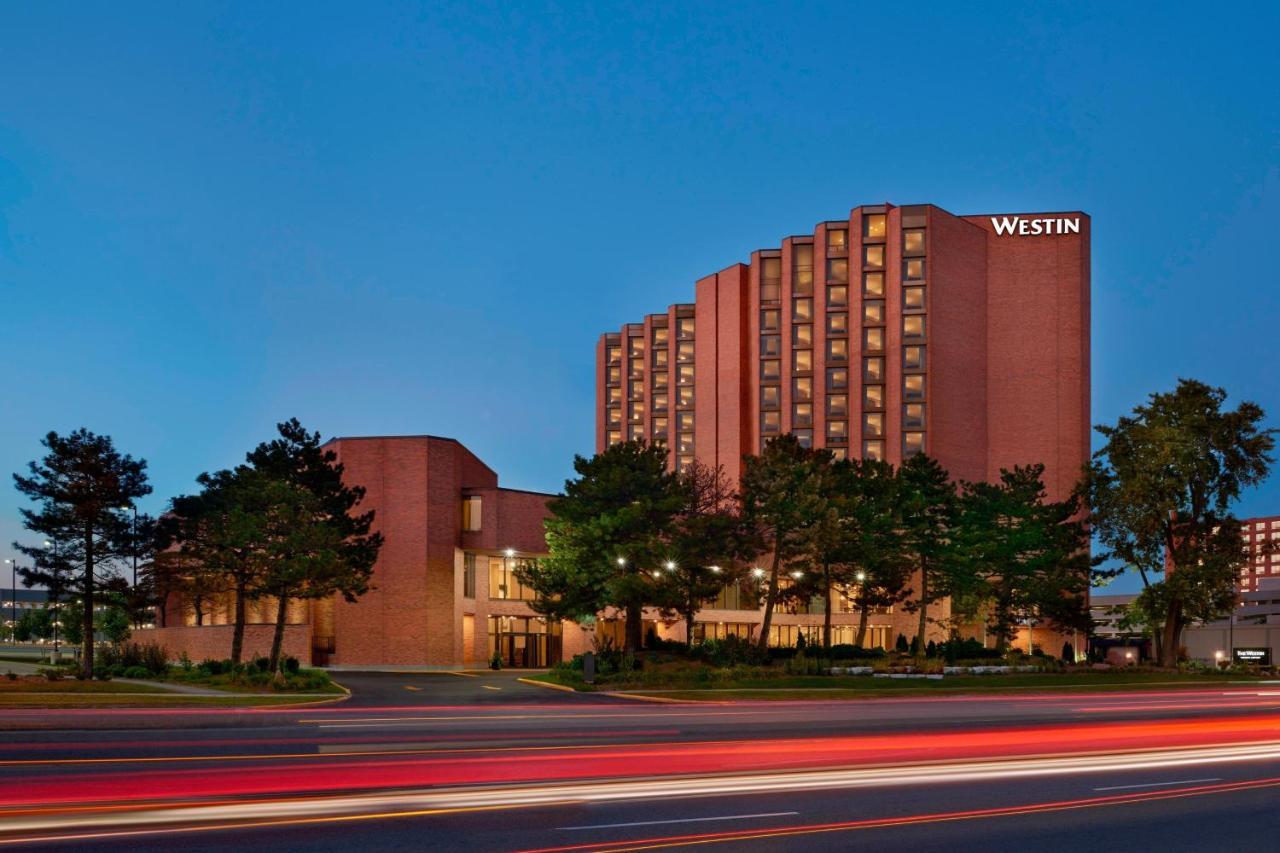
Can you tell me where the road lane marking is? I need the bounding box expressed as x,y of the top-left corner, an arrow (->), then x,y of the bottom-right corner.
403,686 -> 422,692
483,686 -> 502,691
1093,777 -> 1221,791
559,811 -> 798,831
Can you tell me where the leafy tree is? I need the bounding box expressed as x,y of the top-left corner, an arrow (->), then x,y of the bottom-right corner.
845,460 -> 914,649
12,429 -> 152,678
897,453 -> 959,653
740,435 -> 825,650
14,607 -> 53,643
519,441 -> 684,652
1088,379 -> 1274,666
61,591 -> 132,646
953,465 -> 1092,650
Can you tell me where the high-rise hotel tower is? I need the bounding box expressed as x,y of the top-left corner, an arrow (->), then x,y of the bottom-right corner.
595,203 -> 1089,502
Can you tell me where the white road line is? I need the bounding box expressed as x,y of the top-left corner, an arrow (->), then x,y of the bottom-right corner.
1093,777 -> 1222,791
559,811 -> 798,831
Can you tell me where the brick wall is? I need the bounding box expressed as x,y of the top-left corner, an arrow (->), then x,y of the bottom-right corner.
131,624 -> 311,664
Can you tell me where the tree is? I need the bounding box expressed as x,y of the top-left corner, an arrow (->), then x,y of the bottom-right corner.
61,590 -> 132,647
953,465 -> 1092,651
789,455 -> 860,654
1088,379 -> 1274,667
12,429 -> 152,678
519,441 -> 684,652
897,453 -> 959,653
740,435 -> 825,650
14,607 -> 53,643
845,460 -> 914,649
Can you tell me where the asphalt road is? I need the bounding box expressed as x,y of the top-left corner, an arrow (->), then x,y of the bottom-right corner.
4,672 -> 1280,850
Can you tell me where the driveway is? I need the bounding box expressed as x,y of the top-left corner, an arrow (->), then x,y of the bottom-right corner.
329,669 -> 626,706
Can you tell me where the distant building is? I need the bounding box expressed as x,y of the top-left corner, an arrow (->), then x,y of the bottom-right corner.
1238,515 -> 1280,594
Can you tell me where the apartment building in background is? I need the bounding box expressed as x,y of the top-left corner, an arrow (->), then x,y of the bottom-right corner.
1239,515 -> 1280,594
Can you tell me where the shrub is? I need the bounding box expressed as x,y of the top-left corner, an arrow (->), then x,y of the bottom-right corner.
4,671 -> 15,681
284,656 -> 301,674
92,664 -> 113,681
691,635 -> 768,668
38,667 -> 62,682
122,665 -> 152,679
490,651 -> 502,671
828,644 -> 888,660
895,633 -> 909,653
198,658 -> 230,676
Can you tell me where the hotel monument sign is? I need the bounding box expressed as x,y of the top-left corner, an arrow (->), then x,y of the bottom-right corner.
991,215 -> 1081,236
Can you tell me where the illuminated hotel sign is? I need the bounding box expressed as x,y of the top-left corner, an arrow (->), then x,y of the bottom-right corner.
990,215 -> 1081,236
1233,647 -> 1272,666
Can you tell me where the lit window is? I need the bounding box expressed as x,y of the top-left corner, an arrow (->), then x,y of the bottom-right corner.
827,394 -> 848,417
761,335 -> 781,357
904,374 -> 925,401
629,337 -> 645,357
677,412 -> 694,431
628,423 -> 644,441
826,257 -> 849,283
827,419 -> 848,441
652,371 -> 668,390
903,315 -> 925,340
679,364 -> 695,385
827,285 -> 848,308
761,359 -> 781,381
607,408 -> 622,425
793,376 -> 813,402
862,440 -> 883,461
864,214 -> 886,239
608,387 -> 622,404
677,318 -> 696,339
677,342 -> 695,363
608,430 -> 622,446
827,230 -> 848,252
904,403 -> 925,429
761,309 -> 780,331
904,258 -> 925,280
826,367 -> 849,391
677,454 -> 694,472
761,257 -> 781,302
652,349 -> 669,368
652,417 -> 667,439
863,272 -> 884,297
863,412 -> 884,437
794,349 -> 813,373
793,324 -> 812,347
762,411 -> 781,434
761,385 -> 781,409
793,298 -> 813,321
863,327 -> 884,352
653,393 -> 668,412
608,366 -> 621,384
863,385 -> 884,410
864,301 -> 885,324
863,357 -> 884,382
652,327 -> 669,346
793,244 -> 814,295
629,357 -> 644,379
904,346 -> 926,370
827,313 -> 848,335
678,385 -> 694,407
903,432 -> 926,456
831,447 -> 847,461
793,429 -> 813,449
678,433 -> 694,453
828,338 -> 848,361
903,229 -> 925,254
794,403 -> 813,427
462,496 -> 482,532
864,245 -> 885,269
607,345 -> 621,364
904,286 -> 925,311
629,402 -> 645,422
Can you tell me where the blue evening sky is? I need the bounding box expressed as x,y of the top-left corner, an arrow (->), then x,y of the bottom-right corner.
2,3 -> 1277,593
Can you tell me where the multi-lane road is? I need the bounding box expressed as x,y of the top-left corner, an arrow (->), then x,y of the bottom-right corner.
4,672 -> 1280,850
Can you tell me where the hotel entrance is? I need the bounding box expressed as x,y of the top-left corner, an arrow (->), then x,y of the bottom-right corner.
487,616 -> 562,668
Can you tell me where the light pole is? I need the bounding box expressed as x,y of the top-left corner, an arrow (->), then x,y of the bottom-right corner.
130,503 -> 139,587
43,540 -> 59,663
3,559 -> 14,644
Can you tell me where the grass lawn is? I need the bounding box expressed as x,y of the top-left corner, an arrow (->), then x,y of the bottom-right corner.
0,676 -> 346,708
532,669 -> 1273,701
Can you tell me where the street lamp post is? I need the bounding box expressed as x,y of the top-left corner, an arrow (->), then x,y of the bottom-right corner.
3,559 -> 14,644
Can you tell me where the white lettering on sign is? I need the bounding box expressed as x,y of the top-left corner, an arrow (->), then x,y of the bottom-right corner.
990,216 -> 1081,236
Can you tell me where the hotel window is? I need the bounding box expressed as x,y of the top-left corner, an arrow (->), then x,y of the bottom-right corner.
827,338 -> 848,362
904,374 -> 925,401
903,432 -> 926,456
793,244 -> 814,295
863,412 -> 884,437
608,429 -> 622,446
628,423 -> 643,442
863,356 -> 884,382
652,371 -> 668,390
629,381 -> 644,400
761,385 -> 781,409
863,272 -> 885,297
489,556 -> 536,601
761,359 -> 781,381
794,349 -> 813,373
761,308 -> 780,331
863,440 -> 883,461
793,376 -> 813,402
827,394 -> 848,417
903,229 -> 925,254
826,367 -> 849,391
863,214 -> 886,239
463,553 -> 476,598
608,387 -> 622,404
761,257 -> 782,302
793,297 -> 813,322
629,357 -> 644,380
628,337 -> 644,358
607,345 -> 621,364
827,285 -> 848,308
864,300 -> 885,324
653,392 -> 668,412
677,412 -> 694,432
652,416 -> 668,440
827,229 -> 848,252
652,326 -> 669,347
863,327 -> 884,352
678,433 -> 695,454
762,410 -> 781,434
863,384 -> 884,410
677,341 -> 695,363
904,403 -> 926,429
608,366 -> 621,384
827,419 -> 848,443
628,401 -> 644,422
793,429 -> 813,449
904,258 -> 925,281
792,324 -> 813,347
826,257 -> 849,283
652,349 -> 669,369
607,408 -> 622,425
903,315 -> 925,341
794,403 -> 813,428
904,346 -> 926,371
462,496 -> 482,532
827,312 -> 848,335
678,385 -> 694,407
677,318 -> 696,339
761,334 -> 781,357
830,447 -> 847,461
678,364 -> 695,385
863,245 -> 885,269
903,286 -> 925,311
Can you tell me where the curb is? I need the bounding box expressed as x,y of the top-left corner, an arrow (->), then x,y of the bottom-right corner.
600,691 -> 705,704
517,677 -> 577,693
